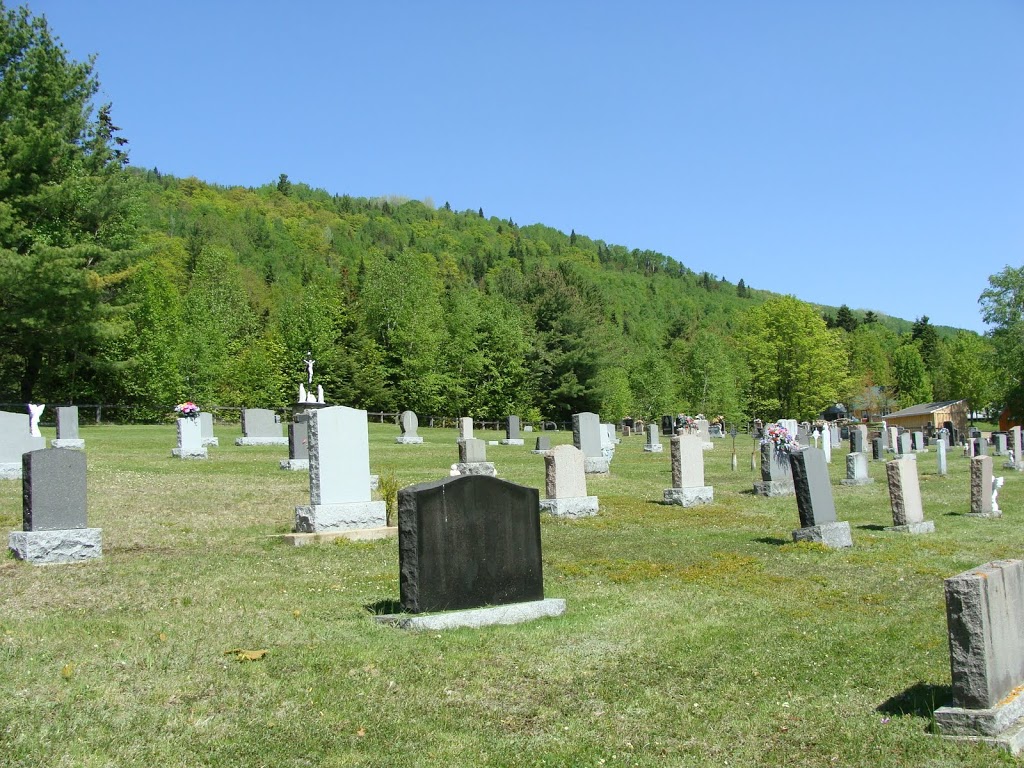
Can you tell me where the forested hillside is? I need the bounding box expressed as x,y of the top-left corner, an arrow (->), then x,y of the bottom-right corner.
0,3 -> 998,425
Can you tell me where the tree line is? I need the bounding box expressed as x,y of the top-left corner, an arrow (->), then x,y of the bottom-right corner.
0,3 -> 1006,426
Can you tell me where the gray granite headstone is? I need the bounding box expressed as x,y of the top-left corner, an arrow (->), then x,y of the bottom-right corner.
885,458 -> 933,533
533,435 -> 551,453
172,417 -> 207,459
458,417 -> 473,441
790,448 -> 836,527
974,437 -> 988,457
398,475 -> 543,613
506,415 -> 521,440
789,447 -> 851,547
8,448 -> 102,564
459,438 -> 487,464
970,456 -> 995,516
0,410 -> 46,477
573,412 -> 608,472
293,406 -> 386,533
396,410 -> 424,444
1010,426 -> 1023,469
290,417 -> 309,461
934,560 -> 1024,750
754,442 -> 795,496
240,408 -> 284,439
841,452 -> 873,486
643,424 -> 663,453
55,407 -> 79,440
849,428 -> 864,455
937,437 -> 948,476
23,448 -> 87,531
911,431 -> 926,452
994,433 -> 1008,456
872,437 -> 884,461
897,432 -> 912,457
664,434 -> 712,506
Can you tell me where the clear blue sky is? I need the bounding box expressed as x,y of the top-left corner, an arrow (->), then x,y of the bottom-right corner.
29,1 -> 1023,332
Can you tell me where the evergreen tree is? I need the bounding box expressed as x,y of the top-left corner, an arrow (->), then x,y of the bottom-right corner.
0,3 -> 139,400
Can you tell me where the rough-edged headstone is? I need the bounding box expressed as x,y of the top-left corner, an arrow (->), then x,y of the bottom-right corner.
600,423 -> 616,460
396,410 -> 424,444
458,417 -> 474,441
573,412 -> 608,474
171,417 -> 207,459
969,455 -> 997,517
453,438 -> 497,477
841,452 -> 873,486
663,434 -> 713,507
1007,426 -> 1024,471
934,560 -> 1024,753
235,408 -> 287,445
398,475 -> 549,613
294,406 -> 386,533
8,448 -> 102,564
199,412 -> 219,447
280,412 -> 310,471
0,411 -> 46,479
51,406 -> 85,450
540,445 -> 598,517
643,424 -> 663,453
885,458 -> 934,533
790,447 -> 852,548
753,442 -> 795,497
530,435 -> 551,454
500,415 -> 524,446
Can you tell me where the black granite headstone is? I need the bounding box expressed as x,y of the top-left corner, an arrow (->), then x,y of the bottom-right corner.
506,415 -> 521,440
398,475 -> 543,613
789,447 -> 837,528
850,430 -> 864,454
289,415 -> 309,461
661,415 -> 675,437
872,437 -> 883,461
23,448 -> 87,531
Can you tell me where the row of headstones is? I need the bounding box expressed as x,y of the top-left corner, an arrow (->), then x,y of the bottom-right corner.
14,414 -> 1024,747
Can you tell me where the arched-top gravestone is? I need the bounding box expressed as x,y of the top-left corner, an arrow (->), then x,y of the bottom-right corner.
396,410 -> 424,444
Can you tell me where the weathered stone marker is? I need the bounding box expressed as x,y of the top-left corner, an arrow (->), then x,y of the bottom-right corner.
934,559 -> 1024,753
789,447 -> 852,548
530,435 -> 551,454
8,448 -> 102,564
849,426 -> 865,455
0,410 -> 46,479
753,443 -> 795,497
885,458 -> 934,533
937,437 -> 948,476
663,434 -> 713,507
280,411 -> 311,471
199,412 -> 218,447
500,415 -> 524,446
540,445 -> 598,517
643,424 -> 663,453
458,417 -> 473,441
872,437 -> 884,461
840,452 -> 873,486
1007,426 -> 1023,471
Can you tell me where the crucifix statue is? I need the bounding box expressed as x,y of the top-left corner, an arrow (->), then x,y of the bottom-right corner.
304,352 -> 315,384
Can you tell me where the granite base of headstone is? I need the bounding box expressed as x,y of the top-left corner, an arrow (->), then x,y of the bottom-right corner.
50,438 -> 85,450
235,436 -> 289,446
789,447 -> 852,549
583,457 -> 610,474
840,452 -> 874,486
171,417 -> 208,459
8,448 -> 102,565
452,438 -> 498,477
388,474 -> 564,630
499,438 -> 525,446
933,559 -> 1024,754
663,487 -> 714,507
280,458 -> 310,471
452,462 -> 498,477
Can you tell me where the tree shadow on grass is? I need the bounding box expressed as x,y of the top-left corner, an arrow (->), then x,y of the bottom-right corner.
365,599 -> 402,615
877,682 -> 952,719
857,524 -> 887,531
753,536 -> 789,546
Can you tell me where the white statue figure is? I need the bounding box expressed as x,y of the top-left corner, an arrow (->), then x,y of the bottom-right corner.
298,383 -> 307,403
28,403 -> 45,437
316,384 -> 324,404
812,429 -> 821,448
993,476 -> 1005,513
304,352 -> 315,385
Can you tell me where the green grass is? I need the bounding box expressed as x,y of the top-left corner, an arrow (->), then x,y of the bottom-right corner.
0,425 -> 1019,766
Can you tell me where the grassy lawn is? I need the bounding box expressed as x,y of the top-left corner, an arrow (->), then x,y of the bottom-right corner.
0,423 -> 1019,767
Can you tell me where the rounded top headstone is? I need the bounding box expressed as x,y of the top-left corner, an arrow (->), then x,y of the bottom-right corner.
400,410 -> 419,435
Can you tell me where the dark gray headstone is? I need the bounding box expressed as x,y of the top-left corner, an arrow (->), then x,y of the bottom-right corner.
789,447 -> 837,527
974,437 -> 988,457
22,448 -> 87,531
872,437 -> 884,461
505,415 -> 521,440
55,406 -> 79,440
850,429 -> 864,454
398,475 -> 543,614
534,435 -> 551,452
760,443 -> 792,483
289,415 -> 309,461
661,415 -> 675,437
